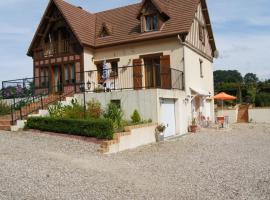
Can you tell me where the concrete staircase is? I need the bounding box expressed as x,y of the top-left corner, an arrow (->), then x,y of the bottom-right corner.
0,92 -> 75,131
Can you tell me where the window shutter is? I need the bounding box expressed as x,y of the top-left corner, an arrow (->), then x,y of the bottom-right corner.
133,59 -> 143,90
160,55 -> 171,89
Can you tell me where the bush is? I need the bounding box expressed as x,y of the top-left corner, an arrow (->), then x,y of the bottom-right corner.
49,99 -> 85,119
103,103 -> 123,130
131,109 -> 141,123
0,101 -> 10,116
255,92 -> 270,107
87,99 -> 103,119
26,117 -> 114,139
63,99 -> 85,119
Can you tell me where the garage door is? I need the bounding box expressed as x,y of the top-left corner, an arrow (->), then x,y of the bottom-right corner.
161,99 -> 176,138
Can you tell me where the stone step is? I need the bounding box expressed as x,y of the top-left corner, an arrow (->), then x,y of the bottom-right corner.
0,120 -> 12,126
0,125 -> 11,131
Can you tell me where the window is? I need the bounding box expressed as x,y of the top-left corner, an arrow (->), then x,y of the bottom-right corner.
111,100 -> 121,108
99,26 -> 110,38
40,67 -> 49,87
64,64 -> 69,84
71,64 -> 75,84
145,15 -> 158,32
144,56 -> 161,88
199,24 -> 205,44
63,63 -> 76,85
200,60 -> 203,78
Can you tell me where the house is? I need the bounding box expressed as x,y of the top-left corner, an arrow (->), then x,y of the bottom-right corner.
6,0 -> 217,135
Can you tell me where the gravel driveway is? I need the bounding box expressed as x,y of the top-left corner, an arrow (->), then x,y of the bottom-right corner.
0,123 -> 270,200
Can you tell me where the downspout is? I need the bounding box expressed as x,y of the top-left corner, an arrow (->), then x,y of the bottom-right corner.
177,34 -> 186,92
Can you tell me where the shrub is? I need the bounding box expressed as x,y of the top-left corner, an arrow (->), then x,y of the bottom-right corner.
63,99 -> 85,119
103,103 -> 123,130
0,101 -> 10,116
26,117 -> 114,139
87,99 -> 103,119
131,109 -> 141,123
255,92 -> 270,107
48,99 -> 85,119
48,102 -> 65,118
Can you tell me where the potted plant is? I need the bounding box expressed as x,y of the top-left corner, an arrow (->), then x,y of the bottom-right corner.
155,123 -> 166,142
189,118 -> 197,133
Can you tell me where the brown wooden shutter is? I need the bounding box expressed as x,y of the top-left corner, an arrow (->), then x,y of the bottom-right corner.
160,55 -> 171,89
133,59 -> 143,90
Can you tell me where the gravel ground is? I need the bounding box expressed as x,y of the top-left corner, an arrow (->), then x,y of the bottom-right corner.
0,123 -> 270,200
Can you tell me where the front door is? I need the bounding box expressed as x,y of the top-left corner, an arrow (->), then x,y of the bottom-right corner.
161,99 -> 176,138
52,65 -> 63,93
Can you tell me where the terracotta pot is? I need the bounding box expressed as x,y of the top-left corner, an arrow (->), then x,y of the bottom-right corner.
189,125 -> 197,133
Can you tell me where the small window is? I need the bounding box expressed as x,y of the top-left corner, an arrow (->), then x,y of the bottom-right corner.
111,100 -> 121,108
99,27 -> 109,38
199,24 -> 205,44
200,60 -> 203,78
145,15 -> 158,32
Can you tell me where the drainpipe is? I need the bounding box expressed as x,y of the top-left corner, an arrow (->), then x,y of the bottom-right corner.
177,34 -> 186,92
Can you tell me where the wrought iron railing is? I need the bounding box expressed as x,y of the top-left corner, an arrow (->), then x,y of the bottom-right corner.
1,76 -> 49,99
9,83 -> 74,125
76,65 -> 184,92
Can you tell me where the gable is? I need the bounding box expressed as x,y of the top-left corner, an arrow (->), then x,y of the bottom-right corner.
137,0 -> 169,20
27,0 -> 95,56
185,0 -> 216,58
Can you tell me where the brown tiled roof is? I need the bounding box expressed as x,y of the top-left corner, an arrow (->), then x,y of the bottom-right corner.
54,0 -> 96,47
28,0 -> 216,55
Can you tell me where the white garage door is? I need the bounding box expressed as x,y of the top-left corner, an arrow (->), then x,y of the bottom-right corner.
161,99 -> 176,138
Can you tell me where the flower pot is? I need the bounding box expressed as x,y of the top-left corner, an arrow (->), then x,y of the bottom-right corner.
189,125 -> 197,133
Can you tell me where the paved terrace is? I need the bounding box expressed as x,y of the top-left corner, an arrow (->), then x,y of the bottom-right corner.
0,123 -> 270,199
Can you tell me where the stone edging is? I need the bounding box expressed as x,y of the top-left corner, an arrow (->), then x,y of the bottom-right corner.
98,123 -> 157,154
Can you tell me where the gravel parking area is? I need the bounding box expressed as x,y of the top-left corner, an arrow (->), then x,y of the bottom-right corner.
0,123 -> 270,200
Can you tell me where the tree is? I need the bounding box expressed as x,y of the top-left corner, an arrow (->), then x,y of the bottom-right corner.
214,70 -> 243,86
244,73 -> 258,85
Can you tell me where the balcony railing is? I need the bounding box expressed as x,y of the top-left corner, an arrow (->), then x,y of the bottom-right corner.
35,40 -> 72,58
76,65 -> 184,93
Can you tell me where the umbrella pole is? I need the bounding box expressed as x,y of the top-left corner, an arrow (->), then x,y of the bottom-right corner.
222,100 -> 224,116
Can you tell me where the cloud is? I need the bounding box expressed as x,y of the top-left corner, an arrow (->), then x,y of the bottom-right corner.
214,33 -> 270,79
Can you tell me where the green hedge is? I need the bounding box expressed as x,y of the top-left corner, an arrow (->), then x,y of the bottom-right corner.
26,117 -> 114,140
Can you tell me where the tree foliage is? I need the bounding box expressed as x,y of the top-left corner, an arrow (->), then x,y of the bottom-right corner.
214,70 -> 270,106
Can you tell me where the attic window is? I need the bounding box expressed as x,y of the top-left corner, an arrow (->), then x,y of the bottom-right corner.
199,24 -> 205,44
99,26 -> 109,38
145,14 -> 158,32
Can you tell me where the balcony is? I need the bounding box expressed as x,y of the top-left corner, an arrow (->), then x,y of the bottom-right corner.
34,40 -> 72,59
77,65 -> 184,93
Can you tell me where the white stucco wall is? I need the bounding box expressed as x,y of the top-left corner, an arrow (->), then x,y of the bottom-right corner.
216,108 -> 270,123
184,45 -> 215,121
93,37 -> 184,71
74,88 -> 189,135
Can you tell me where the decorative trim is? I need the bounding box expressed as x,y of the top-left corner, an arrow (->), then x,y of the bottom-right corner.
139,52 -> 163,59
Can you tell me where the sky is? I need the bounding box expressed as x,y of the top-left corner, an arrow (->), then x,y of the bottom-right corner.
0,0 -> 269,85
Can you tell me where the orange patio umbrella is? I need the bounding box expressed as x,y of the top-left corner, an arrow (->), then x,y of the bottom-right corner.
213,92 -> 237,115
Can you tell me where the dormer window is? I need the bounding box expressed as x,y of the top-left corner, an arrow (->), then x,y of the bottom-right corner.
99,23 -> 111,38
100,27 -> 109,37
145,14 -> 158,32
